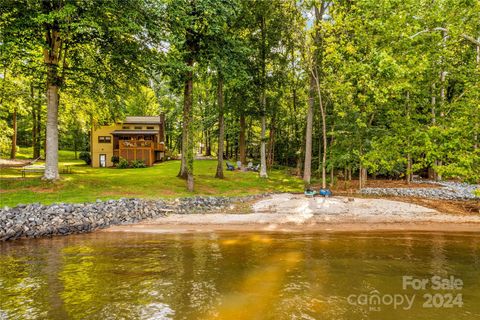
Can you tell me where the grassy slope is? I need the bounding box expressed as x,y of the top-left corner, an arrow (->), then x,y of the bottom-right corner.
0,150 -> 303,207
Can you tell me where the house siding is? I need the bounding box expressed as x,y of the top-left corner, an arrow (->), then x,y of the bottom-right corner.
91,124 -> 117,167
90,120 -> 163,168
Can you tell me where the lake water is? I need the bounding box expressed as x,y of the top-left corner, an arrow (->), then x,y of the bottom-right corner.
1,232 -> 479,319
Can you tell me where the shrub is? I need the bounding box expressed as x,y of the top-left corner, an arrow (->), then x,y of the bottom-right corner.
111,155 -> 120,165
79,152 -> 91,165
130,159 -> 146,168
117,158 -> 130,169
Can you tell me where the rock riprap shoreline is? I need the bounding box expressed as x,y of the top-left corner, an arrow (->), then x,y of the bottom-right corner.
0,196 -> 258,241
361,180 -> 480,200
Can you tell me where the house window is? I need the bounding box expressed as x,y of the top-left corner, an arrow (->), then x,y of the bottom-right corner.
134,126 -> 142,130
98,136 -> 111,143
146,126 -> 154,130
122,126 -> 130,129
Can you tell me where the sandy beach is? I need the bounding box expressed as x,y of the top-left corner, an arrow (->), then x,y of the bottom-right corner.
105,193 -> 480,234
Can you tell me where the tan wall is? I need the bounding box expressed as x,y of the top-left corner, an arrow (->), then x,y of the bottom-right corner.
91,124 -> 119,167
91,123 -> 163,167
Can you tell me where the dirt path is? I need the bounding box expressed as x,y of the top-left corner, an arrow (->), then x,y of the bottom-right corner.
104,194 -> 480,234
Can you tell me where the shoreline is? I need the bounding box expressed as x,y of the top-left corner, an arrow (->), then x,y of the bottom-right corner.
104,221 -> 480,234
105,194 -> 480,234
2,193 -> 479,241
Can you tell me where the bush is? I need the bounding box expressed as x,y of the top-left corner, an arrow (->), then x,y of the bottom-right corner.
79,152 -> 91,165
130,159 -> 146,168
117,158 -> 130,169
111,155 -> 119,165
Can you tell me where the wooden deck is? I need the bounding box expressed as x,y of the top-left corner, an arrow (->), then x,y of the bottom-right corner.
114,141 -> 165,166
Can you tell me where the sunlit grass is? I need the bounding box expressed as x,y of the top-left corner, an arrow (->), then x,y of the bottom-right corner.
0,149 -> 303,207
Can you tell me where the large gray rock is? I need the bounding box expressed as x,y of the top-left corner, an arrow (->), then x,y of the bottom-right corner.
0,194 -> 271,241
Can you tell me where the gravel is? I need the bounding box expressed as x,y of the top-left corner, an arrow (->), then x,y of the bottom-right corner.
361,180 -> 480,200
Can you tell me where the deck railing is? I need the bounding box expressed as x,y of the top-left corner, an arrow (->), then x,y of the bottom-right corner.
119,140 -> 152,148
117,140 -> 165,151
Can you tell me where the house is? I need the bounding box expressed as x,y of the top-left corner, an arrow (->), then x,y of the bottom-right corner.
91,115 -> 166,167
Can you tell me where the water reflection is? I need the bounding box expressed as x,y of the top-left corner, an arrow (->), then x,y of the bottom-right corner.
0,232 -> 479,319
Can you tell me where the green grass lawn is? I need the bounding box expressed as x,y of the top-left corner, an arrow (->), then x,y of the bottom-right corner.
0,150 -> 303,207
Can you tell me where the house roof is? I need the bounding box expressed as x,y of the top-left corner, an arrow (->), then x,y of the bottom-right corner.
111,130 -> 159,135
123,116 -> 162,124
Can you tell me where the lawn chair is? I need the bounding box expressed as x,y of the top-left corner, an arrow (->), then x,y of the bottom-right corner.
304,189 -> 316,197
226,162 -> 235,171
236,161 -> 242,170
252,164 -> 260,172
318,188 -> 332,197
247,162 -> 253,170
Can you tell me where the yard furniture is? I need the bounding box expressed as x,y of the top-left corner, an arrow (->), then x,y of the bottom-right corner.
21,165 -> 45,178
61,165 -> 72,174
319,188 -> 332,197
226,162 -> 235,171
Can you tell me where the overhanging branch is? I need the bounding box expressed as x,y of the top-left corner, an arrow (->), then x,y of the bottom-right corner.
410,27 -> 480,46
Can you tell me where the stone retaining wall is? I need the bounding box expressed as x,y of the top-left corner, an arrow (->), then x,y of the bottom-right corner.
0,196 -> 265,241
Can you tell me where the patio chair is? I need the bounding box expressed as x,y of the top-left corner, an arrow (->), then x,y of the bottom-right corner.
226,162 -> 235,171
318,188 -> 332,197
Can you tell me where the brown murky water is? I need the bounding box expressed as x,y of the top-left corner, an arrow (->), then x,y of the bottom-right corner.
1,232 -> 479,319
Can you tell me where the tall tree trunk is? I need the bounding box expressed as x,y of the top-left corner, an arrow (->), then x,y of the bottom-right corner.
358,142 -> 365,189
239,113 -> 246,167
185,66 -> 195,191
312,69 -> 327,189
267,113 -> 275,168
32,102 -> 37,158
475,40 -> 479,150
430,83 -> 437,180
406,91 -> 412,184
407,154 -> 412,184
434,32 -> 448,181
329,122 -> 335,187
178,62 -> 193,183
44,82 -> 60,180
42,19 -> 62,180
359,165 -> 363,189
259,96 -> 268,178
258,15 -> 268,178
215,74 -> 225,179
303,75 -> 314,184
303,4 -> 325,185
436,70 -> 446,181
10,108 -> 17,159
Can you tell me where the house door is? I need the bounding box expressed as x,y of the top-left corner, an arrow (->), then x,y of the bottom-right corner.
99,154 -> 106,167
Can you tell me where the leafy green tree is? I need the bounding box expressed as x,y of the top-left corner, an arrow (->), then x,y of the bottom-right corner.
1,0 -> 162,179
